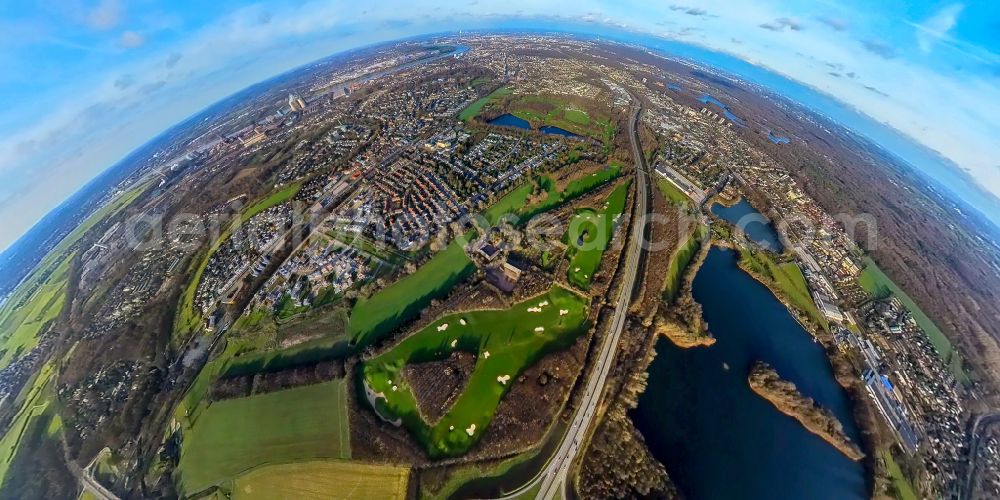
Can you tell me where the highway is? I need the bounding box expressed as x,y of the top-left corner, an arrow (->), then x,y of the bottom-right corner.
961,411 -> 1000,500
497,101 -> 650,500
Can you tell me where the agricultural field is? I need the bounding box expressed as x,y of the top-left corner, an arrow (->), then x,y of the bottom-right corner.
458,87 -> 512,121
174,181 -> 302,340
858,257 -> 967,381
0,361 -> 56,486
176,380 -> 351,496
230,460 -> 409,500
564,181 -> 629,290
348,238 -> 474,347
361,286 -> 589,458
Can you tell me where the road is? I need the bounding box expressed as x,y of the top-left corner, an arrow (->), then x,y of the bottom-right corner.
961,411 -> 1000,500
497,102 -> 650,500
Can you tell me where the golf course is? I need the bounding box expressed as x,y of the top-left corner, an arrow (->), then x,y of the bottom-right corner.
361,286 -> 590,458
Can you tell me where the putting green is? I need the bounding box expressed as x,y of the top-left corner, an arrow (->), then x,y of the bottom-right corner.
361,286 -> 589,458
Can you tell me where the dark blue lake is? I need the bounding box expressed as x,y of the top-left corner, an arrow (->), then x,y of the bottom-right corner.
538,125 -> 577,137
711,198 -> 784,252
488,113 -> 531,129
632,247 -> 867,500
697,94 -> 746,126
488,114 -> 578,137
768,131 -> 791,145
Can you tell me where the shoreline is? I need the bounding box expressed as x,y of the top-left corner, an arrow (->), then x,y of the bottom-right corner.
747,361 -> 865,462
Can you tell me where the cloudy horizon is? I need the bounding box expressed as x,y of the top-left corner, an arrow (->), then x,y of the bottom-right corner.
1,0 -> 998,251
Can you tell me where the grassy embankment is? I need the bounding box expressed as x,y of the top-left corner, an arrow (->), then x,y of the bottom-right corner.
662,224 -> 709,302
176,380 -> 351,496
229,461 -> 409,500
458,87 -> 512,121
858,257 -> 969,383
362,286 -> 589,458
738,248 -> 829,332
173,182 -> 302,340
564,181 -> 629,290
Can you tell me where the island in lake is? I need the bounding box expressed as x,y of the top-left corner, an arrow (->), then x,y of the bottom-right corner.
747,361 -> 865,461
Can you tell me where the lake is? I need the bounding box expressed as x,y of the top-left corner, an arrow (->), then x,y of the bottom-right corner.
697,94 -> 746,126
711,198 -> 784,252
768,131 -> 791,145
488,113 -> 578,137
631,247 -> 867,500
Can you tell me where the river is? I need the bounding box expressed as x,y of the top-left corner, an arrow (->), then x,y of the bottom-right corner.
631,247 -> 867,500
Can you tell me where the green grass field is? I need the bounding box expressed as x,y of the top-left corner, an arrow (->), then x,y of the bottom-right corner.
174,182 -> 302,340
739,248 -> 829,331
857,256 -> 967,382
231,460 -> 409,499
656,177 -> 691,206
662,224 -> 708,302
483,183 -> 534,225
177,380 -> 351,496
0,361 -> 55,486
458,87 -> 512,121
361,286 -> 589,458
348,238 -> 474,347
881,450 -> 918,500
520,164 -> 622,220
564,182 -> 629,290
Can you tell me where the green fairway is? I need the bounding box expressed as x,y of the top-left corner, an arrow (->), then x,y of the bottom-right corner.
858,257 -> 967,382
361,286 -> 589,458
520,164 -> 622,220
484,183 -> 534,225
231,460 -> 409,499
175,182 -> 302,340
663,224 -> 707,302
564,181 -> 629,289
348,238 -> 474,347
458,87 -> 512,121
177,380 -> 351,496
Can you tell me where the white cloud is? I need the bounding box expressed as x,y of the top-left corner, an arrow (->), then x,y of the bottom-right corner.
86,0 -> 123,30
914,3 -> 963,53
118,30 -> 145,48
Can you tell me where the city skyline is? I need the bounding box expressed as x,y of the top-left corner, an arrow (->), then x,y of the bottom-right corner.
0,0 -> 998,252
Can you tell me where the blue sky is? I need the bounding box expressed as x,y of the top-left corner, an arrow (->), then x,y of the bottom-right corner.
0,0 -> 998,251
